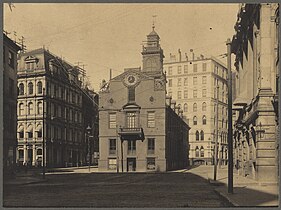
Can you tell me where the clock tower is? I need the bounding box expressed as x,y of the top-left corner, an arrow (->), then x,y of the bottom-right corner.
141,25 -> 164,73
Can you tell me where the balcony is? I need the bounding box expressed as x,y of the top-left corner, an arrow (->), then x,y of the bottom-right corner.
118,127 -> 145,141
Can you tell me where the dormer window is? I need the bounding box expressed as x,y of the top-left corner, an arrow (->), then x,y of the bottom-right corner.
25,56 -> 38,70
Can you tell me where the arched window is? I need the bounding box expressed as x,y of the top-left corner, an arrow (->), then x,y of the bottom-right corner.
28,82 -> 33,95
184,103 -> 188,112
19,83 -> 24,95
28,102 -> 33,115
202,115 -> 206,125
200,130 -> 204,140
195,146 -> 199,157
37,102 -> 43,114
193,103 -> 197,112
37,81 -> 43,94
193,116 -> 197,125
202,102 -> 206,111
196,130 -> 199,141
200,146 -> 204,157
19,103 -> 24,115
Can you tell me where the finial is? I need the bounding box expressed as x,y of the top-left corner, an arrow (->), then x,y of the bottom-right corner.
152,15 -> 157,30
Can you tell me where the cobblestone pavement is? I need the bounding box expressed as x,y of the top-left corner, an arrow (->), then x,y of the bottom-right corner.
3,168 -> 233,208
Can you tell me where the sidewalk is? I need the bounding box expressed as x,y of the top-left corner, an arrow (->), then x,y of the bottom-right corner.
4,170 -> 48,186
188,165 -> 279,207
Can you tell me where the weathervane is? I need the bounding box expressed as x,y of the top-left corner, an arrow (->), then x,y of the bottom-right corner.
152,15 -> 157,30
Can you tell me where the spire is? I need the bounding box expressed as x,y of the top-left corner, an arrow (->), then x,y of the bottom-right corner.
152,15 -> 157,31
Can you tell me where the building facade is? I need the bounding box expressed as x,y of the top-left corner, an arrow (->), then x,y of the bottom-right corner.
17,48 -> 96,167
99,27 -> 190,172
164,53 -> 229,165
3,34 -> 21,176
231,3 -> 279,183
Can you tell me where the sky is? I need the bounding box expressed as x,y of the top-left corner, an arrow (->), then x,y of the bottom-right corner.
4,3 -> 239,91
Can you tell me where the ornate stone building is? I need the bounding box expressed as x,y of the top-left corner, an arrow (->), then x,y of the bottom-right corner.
99,27 -> 190,172
231,3 -> 279,183
3,34 -> 21,176
17,48 -> 97,167
164,53 -> 229,166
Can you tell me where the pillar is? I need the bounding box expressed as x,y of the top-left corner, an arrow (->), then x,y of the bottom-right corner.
32,145 -> 36,166
23,145 -> 28,164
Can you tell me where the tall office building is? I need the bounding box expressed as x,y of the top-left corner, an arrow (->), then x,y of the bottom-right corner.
164,52 -> 229,165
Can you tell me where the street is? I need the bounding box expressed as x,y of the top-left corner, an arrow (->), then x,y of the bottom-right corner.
3,166 -> 233,208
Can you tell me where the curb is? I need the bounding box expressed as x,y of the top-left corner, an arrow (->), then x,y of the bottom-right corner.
214,188 -> 239,207
4,179 -> 48,186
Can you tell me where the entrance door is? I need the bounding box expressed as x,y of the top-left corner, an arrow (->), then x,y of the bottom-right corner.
28,149 -> 33,166
127,158 -> 136,172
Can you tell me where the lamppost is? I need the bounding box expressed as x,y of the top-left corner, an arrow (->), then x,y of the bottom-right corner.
42,88 -> 46,179
86,125 -> 91,173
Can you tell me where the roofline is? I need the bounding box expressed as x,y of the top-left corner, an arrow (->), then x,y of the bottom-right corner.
3,34 -> 21,51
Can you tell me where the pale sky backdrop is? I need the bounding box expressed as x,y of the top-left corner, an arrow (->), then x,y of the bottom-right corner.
4,3 -> 239,91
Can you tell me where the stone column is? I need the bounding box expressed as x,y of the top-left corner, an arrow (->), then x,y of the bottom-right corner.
23,145 -> 28,164
32,145 -> 36,166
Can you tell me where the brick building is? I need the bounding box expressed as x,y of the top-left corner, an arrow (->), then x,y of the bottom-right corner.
99,27 -> 190,172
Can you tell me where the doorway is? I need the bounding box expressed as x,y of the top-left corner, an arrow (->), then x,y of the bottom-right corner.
127,158 -> 136,172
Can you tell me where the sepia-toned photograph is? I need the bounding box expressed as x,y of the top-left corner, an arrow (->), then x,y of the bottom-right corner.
2,2 -> 280,208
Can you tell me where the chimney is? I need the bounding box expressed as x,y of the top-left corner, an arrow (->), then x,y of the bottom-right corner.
175,105 -> 180,115
179,110 -> 183,118
166,96 -> 172,106
178,49 -> 181,62
190,49 -> 194,60
171,100 -> 176,110
185,53 -> 188,61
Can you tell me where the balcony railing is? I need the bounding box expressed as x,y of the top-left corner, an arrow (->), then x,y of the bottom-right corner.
118,127 -> 145,141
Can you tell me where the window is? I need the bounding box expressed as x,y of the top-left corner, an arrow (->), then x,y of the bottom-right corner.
37,81 -> 43,94
37,129 -> 42,138
109,113 -> 116,129
8,51 -> 14,68
128,87 -> 135,102
37,102 -> 43,114
202,115 -> 207,125
9,78 -> 14,96
202,102 -> 206,111
193,116 -> 197,125
19,103 -> 24,115
178,91 -> 182,99
19,83 -> 24,95
200,130 -> 204,140
147,138 -> 155,154
195,146 -> 199,157
184,77 -> 188,86
184,65 -> 188,73
28,102 -> 33,115
178,66 -> 182,74
184,103 -> 188,112
178,78 -> 182,86
222,107 -> 224,115
202,76 -> 207,84
168,79 -> 172,87
202,89 -> 207,97
202,63 -> 207,72
19,131 -> 24,139
109,139 -> 116,155
196,130 -> 199,141
19,150 -> 24,159
193,77 -> 197,85
28,82 -> 33,95
184,90 -> 188,99
127,112 -> 137,128
108,158 -> 117,170
168,66 -> 172,75
193,103 -> 197,112
193,89 -> 197,98
193,63 -> 197,72
28,131 -> 33,139
222,119 -> 224,128
147,158 -> 156,170
200,146 -> 204,157
128,140 -> 136,155
37,149 -> 42,155
147,112 -> 155,128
